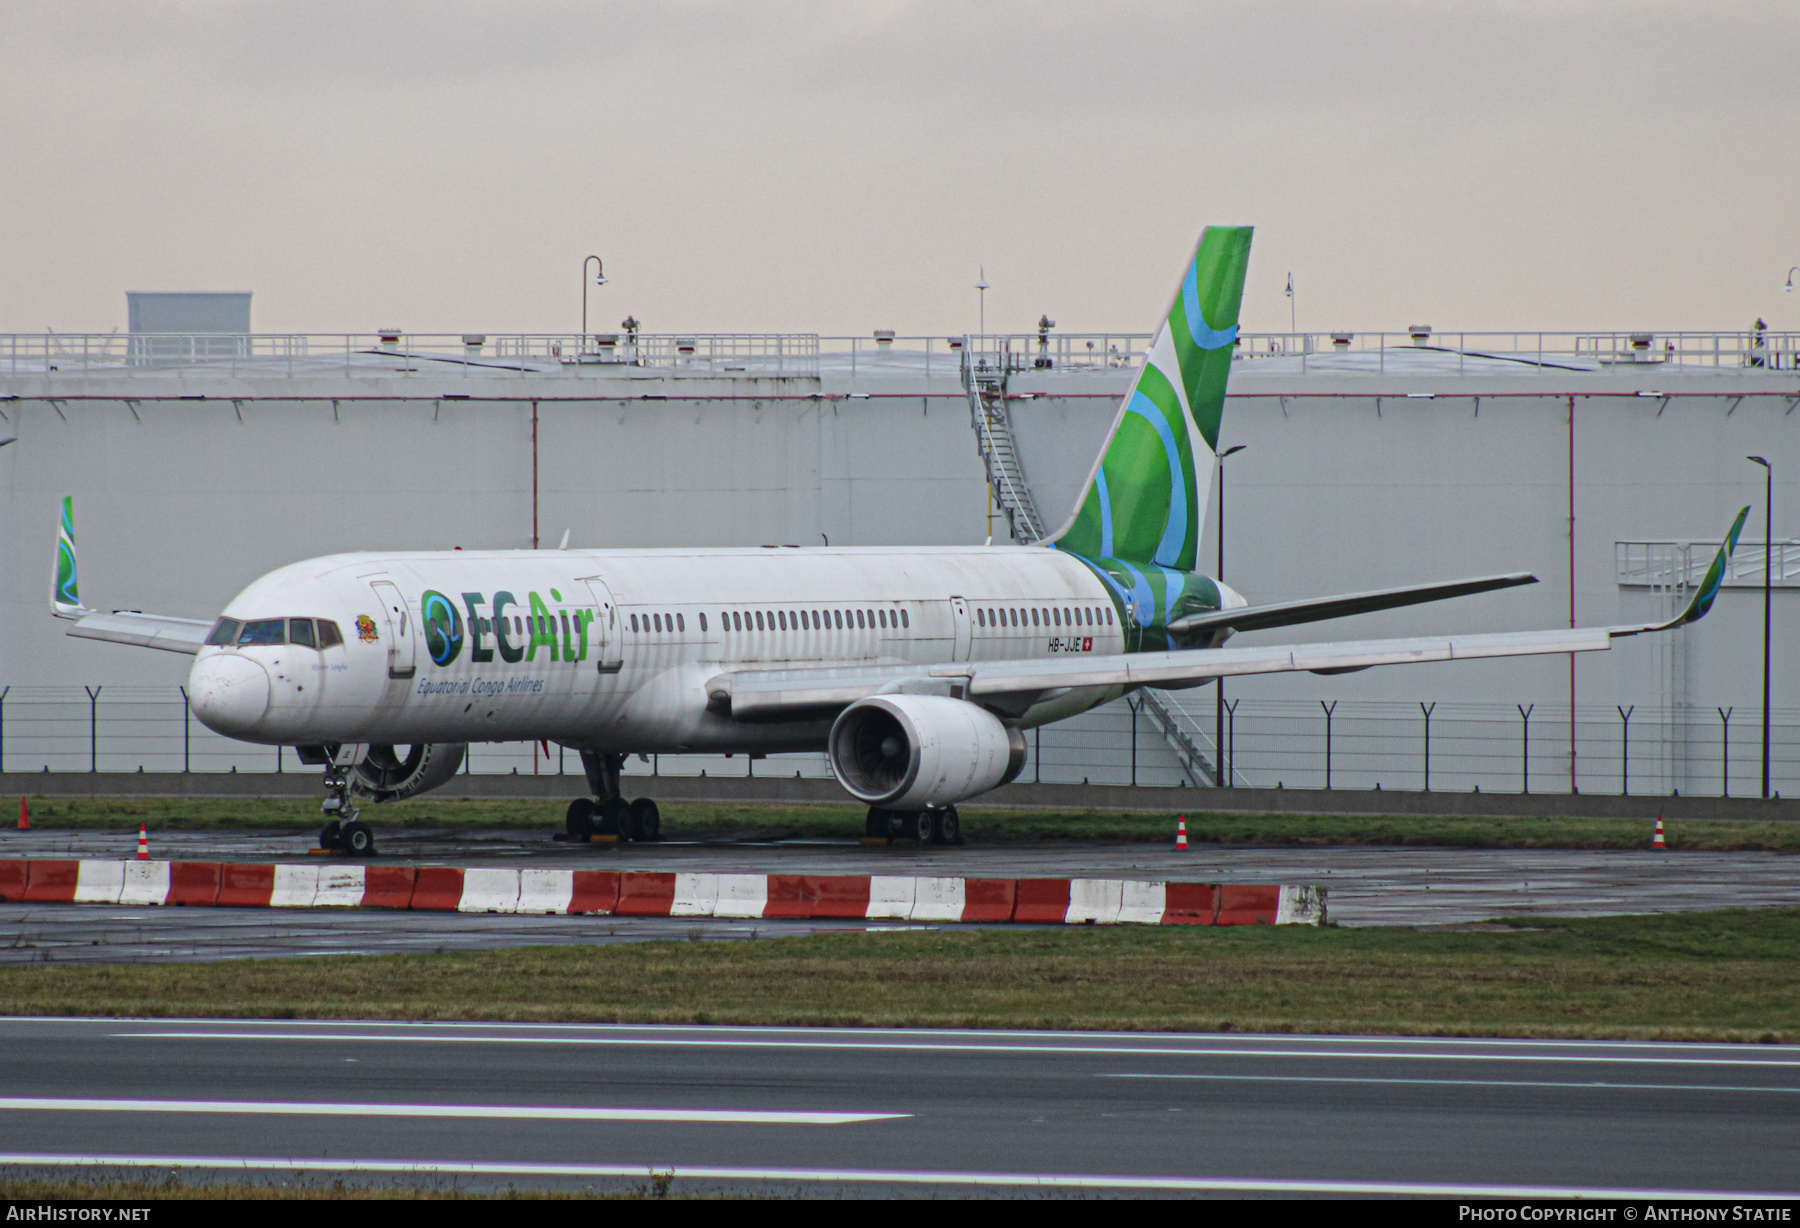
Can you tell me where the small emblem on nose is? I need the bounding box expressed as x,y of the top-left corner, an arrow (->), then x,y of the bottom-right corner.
356,615 -> 380,643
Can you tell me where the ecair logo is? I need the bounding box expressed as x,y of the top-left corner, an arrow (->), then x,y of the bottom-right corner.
420,588 -> 594,668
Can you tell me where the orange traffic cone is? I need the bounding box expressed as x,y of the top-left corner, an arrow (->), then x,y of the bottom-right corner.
1175,815 -> 1189,851
1653,817 -> 1666,850
16,798 -> 27,831
136,823 -> 148,861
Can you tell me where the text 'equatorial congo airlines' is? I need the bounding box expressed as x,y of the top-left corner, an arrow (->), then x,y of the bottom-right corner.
52,227 -> 1747,854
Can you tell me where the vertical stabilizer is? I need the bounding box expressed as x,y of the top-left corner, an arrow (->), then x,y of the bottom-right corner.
1047,225 -> 1253,572
52,496 -> 87,619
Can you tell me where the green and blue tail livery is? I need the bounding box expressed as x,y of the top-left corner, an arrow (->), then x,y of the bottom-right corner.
53,495 -> 85,618
1048,225 -> 1253,573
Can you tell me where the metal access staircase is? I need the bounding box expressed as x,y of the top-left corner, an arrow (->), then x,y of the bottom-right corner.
963,352 -> 1045,543
959,343 -> 1226,787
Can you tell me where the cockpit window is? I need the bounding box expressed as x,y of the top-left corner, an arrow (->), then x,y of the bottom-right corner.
205,618 -> 240,646
289,618 -> 317,648
317,620 -> 344,648
237,618 -> 286,646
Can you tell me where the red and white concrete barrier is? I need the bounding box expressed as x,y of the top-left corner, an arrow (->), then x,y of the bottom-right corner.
0,858 -> 1325,926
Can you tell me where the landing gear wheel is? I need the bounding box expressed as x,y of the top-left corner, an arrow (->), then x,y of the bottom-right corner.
597,797 -> 631,838
864,807 -> 892,839
933,807 -> 960,846
565,797 -> 595,838
341,820 -> 375,857
629,798 -> 661,842
907,811 -> 934,843
319,820 -> 342,851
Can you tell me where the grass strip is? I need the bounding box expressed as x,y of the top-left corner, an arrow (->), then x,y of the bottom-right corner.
2,909 -> 1795,1042
0,1177 -> 676,1200
11,796 -> 1799,851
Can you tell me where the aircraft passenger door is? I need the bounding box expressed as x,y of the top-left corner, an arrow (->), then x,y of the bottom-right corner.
949,596 -> 972,662
369,580 -> 416,679
579,576 -> 624,674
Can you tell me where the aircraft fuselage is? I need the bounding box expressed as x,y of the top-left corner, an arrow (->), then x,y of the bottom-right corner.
186,545 -> 1151,753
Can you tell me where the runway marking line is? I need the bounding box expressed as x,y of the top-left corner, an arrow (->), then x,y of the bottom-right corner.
0,1154 -> 1789,1199
108,1031 -> 1800,1068
1105,1073 -> 1800,1094
0,1098 -> 904,1126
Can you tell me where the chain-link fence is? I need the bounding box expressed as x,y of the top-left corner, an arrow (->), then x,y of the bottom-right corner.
0,686 -> 1791,797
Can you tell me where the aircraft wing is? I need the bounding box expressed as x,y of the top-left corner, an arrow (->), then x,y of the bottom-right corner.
719,508 -> 1748,721
723,624 -> 1609,719
49,496 -> 213,655
62,610 -> 213,655
1166,572 -> 1538,638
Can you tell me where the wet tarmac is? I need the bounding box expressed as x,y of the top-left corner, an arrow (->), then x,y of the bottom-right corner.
0,827 -> 1792,964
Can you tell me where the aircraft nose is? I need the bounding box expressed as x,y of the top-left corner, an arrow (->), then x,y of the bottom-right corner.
188,653 -> 271,737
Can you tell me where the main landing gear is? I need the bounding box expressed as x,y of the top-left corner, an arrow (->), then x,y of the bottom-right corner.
565,751 -> 662,842
865,805 -> 961,846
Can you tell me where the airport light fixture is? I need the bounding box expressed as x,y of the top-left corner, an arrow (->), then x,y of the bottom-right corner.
1215,443 -> 1248,785
976,266 -> 990,336
1784,267 -> 1799,293
1748,455 -> 1774,798
581,256 -> 607,348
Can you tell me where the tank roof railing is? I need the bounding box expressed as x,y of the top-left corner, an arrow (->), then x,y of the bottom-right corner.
1617,539 -> 1800,591
3,328 -> 1798,378
0,332 -> 822,378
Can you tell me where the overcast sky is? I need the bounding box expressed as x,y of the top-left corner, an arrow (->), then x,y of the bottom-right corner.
3,1 -> 1798,338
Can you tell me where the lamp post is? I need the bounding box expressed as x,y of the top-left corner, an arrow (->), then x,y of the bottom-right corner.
1749,455 -> 1774,798
1215,444 -> 1247,786
1784,270 -> 1800,368
581,256 -> 607,349
976,266 -> 990,335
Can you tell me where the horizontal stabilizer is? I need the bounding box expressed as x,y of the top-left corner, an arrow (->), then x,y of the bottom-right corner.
1166,573 -> 1539,638
64,611 -> 212,656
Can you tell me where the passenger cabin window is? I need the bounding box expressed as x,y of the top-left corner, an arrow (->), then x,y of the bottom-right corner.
317,620 -> 344,648
290,618 -> 316,648
238,618 -> 285,646
206,619 -> 240,646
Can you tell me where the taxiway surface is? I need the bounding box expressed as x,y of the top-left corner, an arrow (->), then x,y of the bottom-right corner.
0,1019 -> 1792,1197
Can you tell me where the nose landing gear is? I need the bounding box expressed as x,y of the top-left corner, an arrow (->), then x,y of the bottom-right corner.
317,757 -> 376,856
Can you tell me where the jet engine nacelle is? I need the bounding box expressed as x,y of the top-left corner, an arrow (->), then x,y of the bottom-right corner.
828,695 -> 1027,810
352,742 -> 467,803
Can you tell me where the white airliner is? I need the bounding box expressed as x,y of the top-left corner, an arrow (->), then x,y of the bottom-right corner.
52,227 -> 1746,855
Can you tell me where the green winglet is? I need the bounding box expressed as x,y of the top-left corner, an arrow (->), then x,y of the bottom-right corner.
1670,505 -> 1751,627
52,495 -> 86,618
